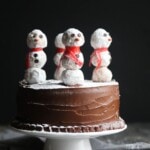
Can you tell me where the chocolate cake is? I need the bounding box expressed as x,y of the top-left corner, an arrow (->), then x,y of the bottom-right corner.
11,28 -> 126,133
11,79 -> 125,133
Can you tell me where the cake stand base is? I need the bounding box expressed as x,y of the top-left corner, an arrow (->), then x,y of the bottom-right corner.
44,138 -> 92,150
12,125 -> 127,150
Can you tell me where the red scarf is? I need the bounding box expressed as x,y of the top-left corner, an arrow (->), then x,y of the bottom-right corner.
56,47 -> 65,53
89,47 -> 108,69
63,46 -> 83,67
25,47 -> 43,69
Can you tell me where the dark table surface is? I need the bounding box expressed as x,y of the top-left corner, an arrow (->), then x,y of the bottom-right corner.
0,122 -> 150,150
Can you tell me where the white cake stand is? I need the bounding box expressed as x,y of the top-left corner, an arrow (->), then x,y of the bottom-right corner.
13,125 -> 127,150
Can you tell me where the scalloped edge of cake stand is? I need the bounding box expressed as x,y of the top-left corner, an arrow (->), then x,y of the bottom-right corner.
11,124 -> 127,150
15,124 -> 127,139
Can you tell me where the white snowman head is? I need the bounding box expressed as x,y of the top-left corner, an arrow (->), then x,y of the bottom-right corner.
54,33 -> 65,49
62,28 -> 85,47
90,28 -> 112,49
27,29 -> 48,49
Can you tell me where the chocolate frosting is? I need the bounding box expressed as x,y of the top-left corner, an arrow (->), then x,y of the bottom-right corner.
15,80 -> 120,127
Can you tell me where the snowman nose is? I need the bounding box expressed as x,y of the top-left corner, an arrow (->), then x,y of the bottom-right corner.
108,38 -> 112,41
75,38 -> 79,42
34,39 -> 38,42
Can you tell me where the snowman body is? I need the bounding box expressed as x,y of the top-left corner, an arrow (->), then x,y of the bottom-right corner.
90,28 -> 112,82
53,33 -> 66,80
62,69 -> 84,86
92,67 -> 112,82
24,29 -> 47,84
61,28 -> 85,85
62,51 -> 84,70
91,51 -> 111,67
24,68 -> 46,84
27,51 -> 47,68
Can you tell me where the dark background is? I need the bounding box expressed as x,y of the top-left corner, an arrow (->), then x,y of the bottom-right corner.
0,0 -> 150,124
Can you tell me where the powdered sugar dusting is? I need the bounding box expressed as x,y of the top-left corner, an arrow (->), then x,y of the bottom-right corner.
20,79 -> 118,90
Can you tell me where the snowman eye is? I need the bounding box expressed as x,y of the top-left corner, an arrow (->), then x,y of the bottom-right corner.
78,33 -> 81,37
39,34 -> 43,38
32,34 -> 36,38
71,34 -> 75,37
103,33 -> 107,37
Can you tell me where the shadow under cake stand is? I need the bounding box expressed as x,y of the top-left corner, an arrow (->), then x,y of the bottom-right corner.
13,125 -> 127,150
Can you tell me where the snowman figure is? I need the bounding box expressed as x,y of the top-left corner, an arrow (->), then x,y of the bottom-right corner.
53,33 -> 66,80
24,29 -> 47,84
89,28 -> 112,82
61,28 -> 85,86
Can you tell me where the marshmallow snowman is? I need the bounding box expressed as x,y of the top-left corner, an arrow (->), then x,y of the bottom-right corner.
24,29 -> 47,84
61,28 -> 85,85
24,68 -> 46,84
89,28 -> 112,82
53,33 -> 66,80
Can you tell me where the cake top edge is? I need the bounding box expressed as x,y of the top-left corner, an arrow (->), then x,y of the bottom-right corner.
19,79 -> 119,90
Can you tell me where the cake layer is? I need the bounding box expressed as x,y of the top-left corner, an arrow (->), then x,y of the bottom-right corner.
14,80 -> 121,127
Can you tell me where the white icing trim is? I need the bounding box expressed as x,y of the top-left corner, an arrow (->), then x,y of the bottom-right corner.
20,79 -> 118,90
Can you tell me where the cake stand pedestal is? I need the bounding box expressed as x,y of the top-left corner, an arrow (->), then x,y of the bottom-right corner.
14,125 -> 127,150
